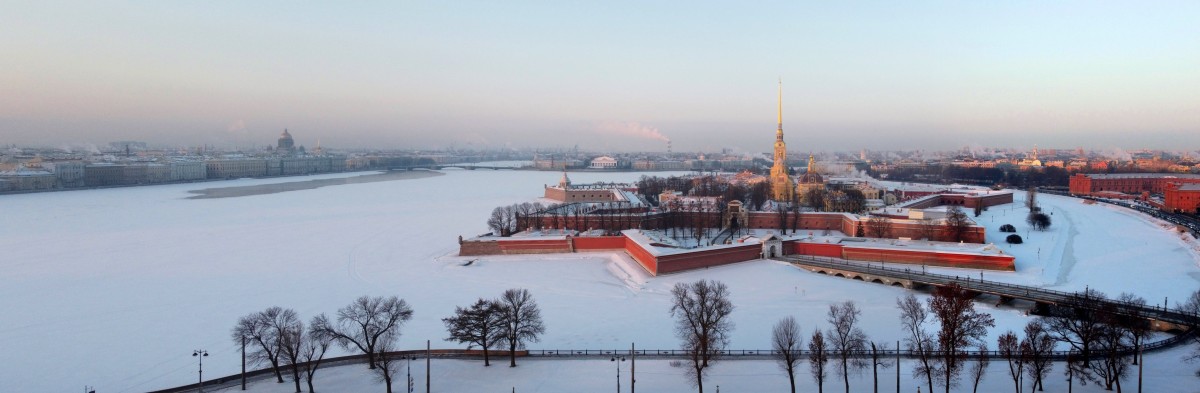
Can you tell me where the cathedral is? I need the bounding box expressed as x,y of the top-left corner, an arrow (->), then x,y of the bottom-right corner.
769,81 -> 795,201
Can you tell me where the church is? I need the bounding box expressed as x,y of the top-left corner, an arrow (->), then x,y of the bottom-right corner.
770,81 -> 824,202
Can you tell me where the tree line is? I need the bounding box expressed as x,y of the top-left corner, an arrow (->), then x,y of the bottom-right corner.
675,280 -> 1200,393
231,283 -> 1200,393
231,289 -> 545,393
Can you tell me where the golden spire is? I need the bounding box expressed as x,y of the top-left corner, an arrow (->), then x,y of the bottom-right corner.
777,78 -> 783,132
808,153 -> 816,171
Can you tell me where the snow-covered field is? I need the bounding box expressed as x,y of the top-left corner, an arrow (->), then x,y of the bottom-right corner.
2,170 -> 1198,392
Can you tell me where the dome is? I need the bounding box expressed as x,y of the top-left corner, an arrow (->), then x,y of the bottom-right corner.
799,171 -> 824,184
277,129 -> 295,150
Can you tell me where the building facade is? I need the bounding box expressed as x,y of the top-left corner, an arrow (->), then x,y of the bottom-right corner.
1069,173 -> 1200,195
1164,183 -> 1200,213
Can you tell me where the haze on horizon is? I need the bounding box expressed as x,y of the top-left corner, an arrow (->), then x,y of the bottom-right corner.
2,1 -> 1198,152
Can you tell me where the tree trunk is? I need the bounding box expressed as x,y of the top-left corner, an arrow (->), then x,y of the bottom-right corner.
509,341 -> 518,367
272,360 -> 285,383
307,376 -> 315,393
292,367 -> 302,392
843,358 -> 850,393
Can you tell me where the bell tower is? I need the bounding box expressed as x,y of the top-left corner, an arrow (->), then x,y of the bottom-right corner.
769,79 -> 795,201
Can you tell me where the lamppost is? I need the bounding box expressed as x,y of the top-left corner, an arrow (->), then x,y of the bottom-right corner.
193,349 -> 209,393
406,355 -> 418,393
611,356 -> 626,393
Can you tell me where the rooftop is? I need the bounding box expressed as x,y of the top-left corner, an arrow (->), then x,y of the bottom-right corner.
1080,173 -> 1200,180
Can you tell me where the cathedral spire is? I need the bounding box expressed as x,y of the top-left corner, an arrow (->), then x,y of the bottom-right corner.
777,78 -> 783,132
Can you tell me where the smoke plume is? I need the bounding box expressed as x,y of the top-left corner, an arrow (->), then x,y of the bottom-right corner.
595,121 -> 670,143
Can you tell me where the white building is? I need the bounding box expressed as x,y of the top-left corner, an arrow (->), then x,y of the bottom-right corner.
589,156 -> 619,169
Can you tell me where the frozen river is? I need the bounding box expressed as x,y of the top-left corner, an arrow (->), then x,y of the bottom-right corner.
1,169 -> 1197,392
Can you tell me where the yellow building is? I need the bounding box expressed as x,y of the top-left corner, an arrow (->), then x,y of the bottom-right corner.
770,81 -> 795,201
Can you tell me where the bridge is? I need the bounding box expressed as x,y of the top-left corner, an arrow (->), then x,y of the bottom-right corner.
776,254 -> 1200,333
388,164 -> 520,171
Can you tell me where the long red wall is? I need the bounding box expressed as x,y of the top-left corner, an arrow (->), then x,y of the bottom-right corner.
459,234 -> 1014,275
655,244 -> 763,274
840,246 -> 1014,271
623,236 -> 659,275
572,236 -> 626,250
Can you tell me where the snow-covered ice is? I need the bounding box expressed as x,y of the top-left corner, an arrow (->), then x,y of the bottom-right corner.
1,170 -> 1198,392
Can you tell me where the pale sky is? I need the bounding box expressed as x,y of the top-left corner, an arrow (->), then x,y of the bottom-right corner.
2,1 -> 1198,152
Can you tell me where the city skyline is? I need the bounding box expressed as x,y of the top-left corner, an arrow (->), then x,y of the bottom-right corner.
3,1 -> 1198,151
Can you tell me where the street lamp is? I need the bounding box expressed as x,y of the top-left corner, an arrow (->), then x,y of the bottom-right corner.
611,356 -> 626,393
193,349 -> 209,393
406,355 -> 418,393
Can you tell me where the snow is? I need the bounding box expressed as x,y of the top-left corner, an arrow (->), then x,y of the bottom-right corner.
217,345 -> 1200,393
1,171 -> 1198,392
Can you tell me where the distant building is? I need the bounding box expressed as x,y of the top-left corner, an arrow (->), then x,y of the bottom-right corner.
0,166 -> 56,191
543,172 -> 622,202
589,156 -> 619,169
1164,183 -> 1200,214
51,161 -> 85,188
1069,173 -> 1200,195
277,129 -> 296,153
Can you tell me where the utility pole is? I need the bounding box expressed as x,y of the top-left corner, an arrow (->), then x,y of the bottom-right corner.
896,340 -> 900,393
241,336 -> 247,390
426,340 -> 431,393
630,343 -> 636,393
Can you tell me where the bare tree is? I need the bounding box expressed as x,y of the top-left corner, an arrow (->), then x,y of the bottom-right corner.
898,294 -> 936,393
917,218 -> 938,241
866,215 -> 893,238
1095,308 -> 1131,392
670,279 -> 735,393
1047,288 -> 1108,384
231,307 -> 291,383
316,296 -> 414,369
827,301 -> 869,393
809,329 -> 830,393
1116,293 -> 1150,365
772,316 -> 803,393
969,341 -> 990,393
776,200 -> 790,234
929,283 -> 995,393
302,315 -> 337,393
498,288 -> 546,367
1023,320 -> 1054,392
443,298 -> 506,366
1180,289 -> 1200,376
998,330 -> 1025,393
275,311 -> 307,393
1025,187 -> 1038,212
869,342 -> 893,393
945,206 -> 973,242
372,338 -> 400,393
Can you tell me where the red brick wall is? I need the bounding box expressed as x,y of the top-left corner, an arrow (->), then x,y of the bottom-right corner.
573,236 -> 626,250
788,241 -> 845,258
656,244 -> 763,274
497,239 -> 571,254
459,241 -> 502,256
623,237 -> 659,275
841,246 -> 1014,271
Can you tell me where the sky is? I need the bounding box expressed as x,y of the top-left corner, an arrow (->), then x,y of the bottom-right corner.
2,1 -> 1198,152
